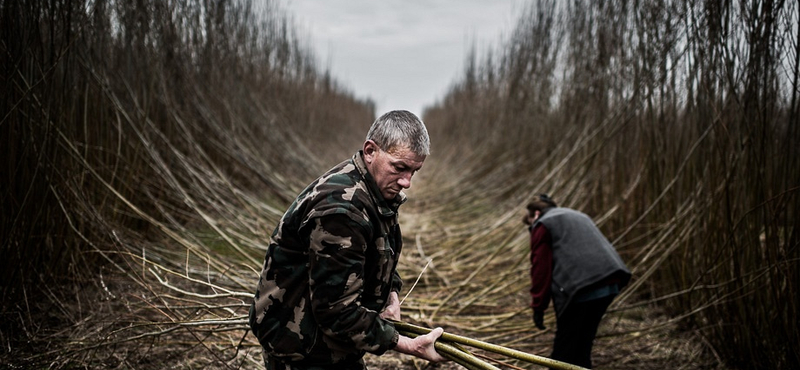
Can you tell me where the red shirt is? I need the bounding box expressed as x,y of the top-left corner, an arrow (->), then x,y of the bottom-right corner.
529,224 -> 553,310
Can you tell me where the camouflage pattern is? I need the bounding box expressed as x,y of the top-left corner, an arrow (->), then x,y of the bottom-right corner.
249,151 -> 404,368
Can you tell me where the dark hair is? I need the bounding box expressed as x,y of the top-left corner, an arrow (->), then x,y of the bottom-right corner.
526,194 -> 557,213
523,194 -> 557,226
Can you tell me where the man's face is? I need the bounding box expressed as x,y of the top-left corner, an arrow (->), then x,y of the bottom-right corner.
363,140 -> 426,200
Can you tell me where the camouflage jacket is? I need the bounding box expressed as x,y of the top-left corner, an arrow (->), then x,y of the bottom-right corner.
249,151 -> 404,366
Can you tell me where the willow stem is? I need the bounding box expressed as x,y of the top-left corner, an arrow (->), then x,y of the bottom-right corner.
400,328 -> 500,370
394,321 -> 588,370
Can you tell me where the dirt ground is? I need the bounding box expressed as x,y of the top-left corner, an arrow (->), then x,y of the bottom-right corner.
1,274 -> 728,370
1,310 -> 726,370
363,309 -> 726,370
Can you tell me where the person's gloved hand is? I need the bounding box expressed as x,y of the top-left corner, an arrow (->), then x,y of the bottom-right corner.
533,310 -> 545,330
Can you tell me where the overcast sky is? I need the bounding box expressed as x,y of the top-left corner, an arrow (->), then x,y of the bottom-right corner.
280,0 -> 529,117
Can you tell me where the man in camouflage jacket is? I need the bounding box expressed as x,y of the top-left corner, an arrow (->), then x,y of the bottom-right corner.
249,110 -> 445,370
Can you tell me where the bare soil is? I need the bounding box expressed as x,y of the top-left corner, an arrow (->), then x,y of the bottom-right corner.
2,279 -> 727,370
365,307 -> 726,370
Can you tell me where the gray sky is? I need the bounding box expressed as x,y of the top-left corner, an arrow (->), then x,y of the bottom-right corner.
280,0 -> 529,117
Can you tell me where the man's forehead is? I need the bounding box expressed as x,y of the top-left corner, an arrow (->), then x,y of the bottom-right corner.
386,147 -> 425,168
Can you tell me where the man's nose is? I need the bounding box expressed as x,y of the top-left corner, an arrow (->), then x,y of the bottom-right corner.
397,172 -> 412,188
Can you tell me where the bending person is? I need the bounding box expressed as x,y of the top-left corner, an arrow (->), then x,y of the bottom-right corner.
523,194 -> 631,368
250,110 -> 446,369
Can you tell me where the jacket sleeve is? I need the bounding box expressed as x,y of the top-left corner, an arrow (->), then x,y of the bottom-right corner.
307,214 -> 398,355
391,270 -> 403,293
529,224 -> 553,311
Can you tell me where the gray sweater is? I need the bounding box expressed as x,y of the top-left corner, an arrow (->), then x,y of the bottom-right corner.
534,207 -> 631,315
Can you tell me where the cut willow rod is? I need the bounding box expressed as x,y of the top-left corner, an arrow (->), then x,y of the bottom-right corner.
401,329 -> 499,370
394,321 -> 588,370
435,341 -> 501,370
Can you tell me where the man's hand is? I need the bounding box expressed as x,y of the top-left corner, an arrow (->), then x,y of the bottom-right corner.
380,291 -> 401,321
533,310 -> 545,330
394,327 -> 447,362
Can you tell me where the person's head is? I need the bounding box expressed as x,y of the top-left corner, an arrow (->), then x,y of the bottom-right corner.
522,194 -> 557,225
363,110 -> 430,200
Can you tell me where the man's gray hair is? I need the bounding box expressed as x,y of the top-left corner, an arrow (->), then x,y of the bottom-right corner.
366,110 -> 430,156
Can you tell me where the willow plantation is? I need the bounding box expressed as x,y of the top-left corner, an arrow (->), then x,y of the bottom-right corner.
2,1 -> 798,369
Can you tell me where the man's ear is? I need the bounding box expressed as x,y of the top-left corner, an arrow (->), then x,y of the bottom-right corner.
363,140 -> 379,163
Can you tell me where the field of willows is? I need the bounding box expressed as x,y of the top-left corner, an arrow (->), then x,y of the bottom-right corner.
2,1 -> 797,369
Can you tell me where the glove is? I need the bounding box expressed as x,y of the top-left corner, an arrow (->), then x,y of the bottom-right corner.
533,310 -> 545,330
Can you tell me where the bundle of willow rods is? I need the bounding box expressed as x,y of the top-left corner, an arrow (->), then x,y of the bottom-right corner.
393,321 -> 587,370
